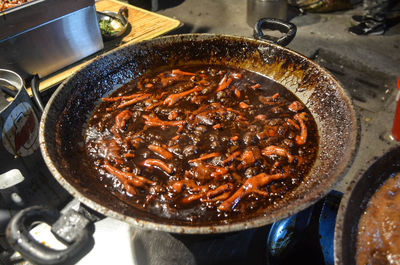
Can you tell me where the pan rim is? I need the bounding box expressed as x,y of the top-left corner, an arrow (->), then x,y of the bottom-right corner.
40,33 -> 359,234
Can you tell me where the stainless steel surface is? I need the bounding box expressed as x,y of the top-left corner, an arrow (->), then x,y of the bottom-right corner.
0,69 -> 69,233
0,69 -> 40,210
0,70 -> 35,226
0,0 -> 96,40
247,0 -> 288,27
0,4 -> 103,80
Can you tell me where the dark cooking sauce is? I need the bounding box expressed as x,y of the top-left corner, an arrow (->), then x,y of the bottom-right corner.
356,172 -> 400,265
85,65 -> 319,224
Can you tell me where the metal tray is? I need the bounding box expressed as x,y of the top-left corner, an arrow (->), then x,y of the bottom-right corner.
0,0 -> 103,80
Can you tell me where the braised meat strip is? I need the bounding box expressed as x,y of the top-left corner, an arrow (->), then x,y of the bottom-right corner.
0,0 -> 32,11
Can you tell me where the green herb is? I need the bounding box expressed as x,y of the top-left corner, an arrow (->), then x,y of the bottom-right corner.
99,19 -> 118,36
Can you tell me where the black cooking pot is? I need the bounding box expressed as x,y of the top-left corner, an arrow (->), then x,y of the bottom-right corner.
334,145 -> 400,265
6,19 -> 359,264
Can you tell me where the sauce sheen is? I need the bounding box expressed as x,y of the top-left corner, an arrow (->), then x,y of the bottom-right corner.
84,65 -> 319,224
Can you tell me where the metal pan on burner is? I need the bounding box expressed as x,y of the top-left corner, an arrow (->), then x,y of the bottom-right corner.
334,145 -> 400,265
6,19 -> 359,264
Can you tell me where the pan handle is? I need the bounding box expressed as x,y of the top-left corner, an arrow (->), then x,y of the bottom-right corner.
6,205 -> 97,265
30,74 -> 45,114
118,6 -> 129,24
253,18 -> 297,47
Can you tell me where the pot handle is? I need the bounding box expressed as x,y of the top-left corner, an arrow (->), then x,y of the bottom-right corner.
118,6 -> 129,24
30,74 -> 45,114
253,18 -> 297,47
6,205 -> 97,265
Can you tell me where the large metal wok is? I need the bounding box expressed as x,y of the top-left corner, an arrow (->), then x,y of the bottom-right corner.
41,33 -> 358,231
7,19 -> 358,264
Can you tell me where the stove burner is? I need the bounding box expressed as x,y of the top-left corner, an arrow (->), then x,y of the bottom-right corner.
129,194 -> 337,265
132,227 -> 269,265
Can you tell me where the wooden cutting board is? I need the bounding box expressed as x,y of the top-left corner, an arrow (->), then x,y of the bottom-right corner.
35,0 -> 181,92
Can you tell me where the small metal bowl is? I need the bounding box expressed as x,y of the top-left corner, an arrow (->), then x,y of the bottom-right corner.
97,7 -> 129,40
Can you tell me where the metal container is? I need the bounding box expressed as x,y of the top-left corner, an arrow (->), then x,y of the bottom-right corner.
0,69 -> 69,232
0,0 -> 104,81
247,0 -> 288,27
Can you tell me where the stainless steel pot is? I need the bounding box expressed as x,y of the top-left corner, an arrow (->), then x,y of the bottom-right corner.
0,69 -> 69,231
